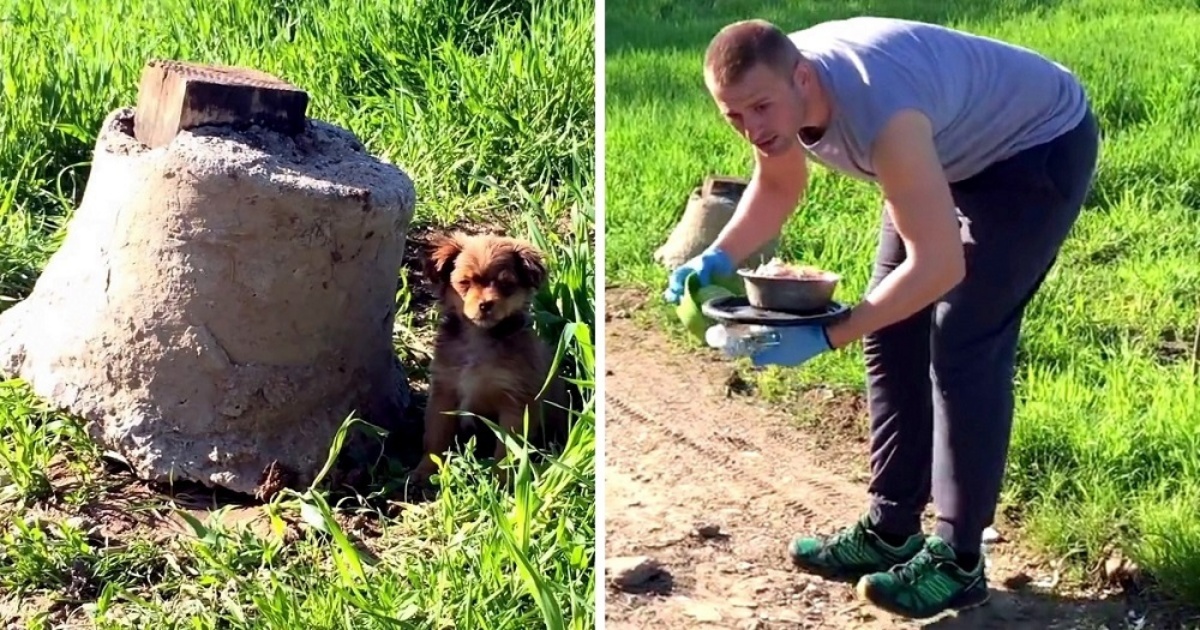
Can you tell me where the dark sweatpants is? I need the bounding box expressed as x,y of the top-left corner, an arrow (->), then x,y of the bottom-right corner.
864,106 -> 1101,554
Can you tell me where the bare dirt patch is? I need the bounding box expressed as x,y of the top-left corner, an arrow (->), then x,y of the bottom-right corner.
603,285 -> 1198,629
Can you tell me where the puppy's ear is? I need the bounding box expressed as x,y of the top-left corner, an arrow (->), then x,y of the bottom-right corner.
424,233 -> 463,286
510,241 -> 548,290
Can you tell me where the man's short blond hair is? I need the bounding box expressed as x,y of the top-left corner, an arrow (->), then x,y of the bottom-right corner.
704,19 -> 801,87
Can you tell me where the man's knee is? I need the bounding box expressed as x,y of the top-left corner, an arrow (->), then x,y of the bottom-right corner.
863,305 -> 931,358
930,300 -> 1021,385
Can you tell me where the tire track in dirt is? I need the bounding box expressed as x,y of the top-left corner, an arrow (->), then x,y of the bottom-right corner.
603,310 -> 906,628
607,380 -> 856,529
602,289 -> 1186,629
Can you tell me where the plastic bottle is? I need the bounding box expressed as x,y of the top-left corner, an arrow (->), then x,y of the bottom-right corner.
705,324 -> 781,357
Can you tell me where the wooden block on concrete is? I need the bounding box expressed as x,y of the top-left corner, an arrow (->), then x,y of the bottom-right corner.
134,59 -> 309,149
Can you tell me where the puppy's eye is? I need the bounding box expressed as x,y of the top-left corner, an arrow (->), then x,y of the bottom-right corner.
494,272 -> 518,293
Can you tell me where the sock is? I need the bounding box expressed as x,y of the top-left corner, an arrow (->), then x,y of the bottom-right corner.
867,523 -> 917,548
952,551 -> 981,573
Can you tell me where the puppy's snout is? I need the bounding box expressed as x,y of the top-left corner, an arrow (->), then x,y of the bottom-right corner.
479,299 -> 495,315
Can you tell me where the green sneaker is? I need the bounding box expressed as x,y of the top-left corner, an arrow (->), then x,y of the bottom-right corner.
856,535 -> 990,619
788,515 -> 924,580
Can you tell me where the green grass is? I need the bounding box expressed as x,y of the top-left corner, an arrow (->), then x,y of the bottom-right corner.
606,0 -> 1200,606
0,0 -> 595,627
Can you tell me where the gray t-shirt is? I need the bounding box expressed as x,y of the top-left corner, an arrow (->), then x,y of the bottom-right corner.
790,17 -> 1089,183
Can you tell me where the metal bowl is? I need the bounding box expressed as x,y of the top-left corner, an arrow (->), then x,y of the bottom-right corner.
737,267 -> 840,313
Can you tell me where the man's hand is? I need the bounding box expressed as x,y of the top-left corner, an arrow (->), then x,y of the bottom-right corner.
748,325 -> 832,368
663,246 -> 735,304
825,109 -> 966,349
709,140 -> 809,264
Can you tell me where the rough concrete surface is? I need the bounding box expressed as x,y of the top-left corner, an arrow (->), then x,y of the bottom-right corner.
653,184 -> 780,270
0,107 -> 417,495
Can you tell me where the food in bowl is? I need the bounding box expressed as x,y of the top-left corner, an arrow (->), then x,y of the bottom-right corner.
747,258 -> 831,280
737,258 -> 839,312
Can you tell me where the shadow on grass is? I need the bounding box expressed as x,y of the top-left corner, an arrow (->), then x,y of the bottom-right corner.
606,0 -> 1065,56
792,536 -> 1199,627
1088,157 -> 1200,214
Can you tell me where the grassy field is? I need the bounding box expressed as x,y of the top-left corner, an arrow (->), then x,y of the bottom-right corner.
606,0 -> 1200,606
0,0 -> 596,628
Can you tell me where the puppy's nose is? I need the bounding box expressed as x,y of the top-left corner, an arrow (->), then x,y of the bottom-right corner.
479,300 -> 495,315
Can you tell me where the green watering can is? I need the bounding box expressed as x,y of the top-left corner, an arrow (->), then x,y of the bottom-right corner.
675,271 -> 744,340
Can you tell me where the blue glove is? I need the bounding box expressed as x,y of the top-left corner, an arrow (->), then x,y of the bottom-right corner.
663,246 -> 736,304
749,325 -> 832,368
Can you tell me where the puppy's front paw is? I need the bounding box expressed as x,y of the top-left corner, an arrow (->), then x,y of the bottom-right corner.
410,458 -> 440,483
493,465 -> 511,488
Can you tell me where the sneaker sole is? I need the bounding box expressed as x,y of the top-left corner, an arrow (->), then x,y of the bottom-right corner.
788,548 -> 906,583
854,576 -> 991,619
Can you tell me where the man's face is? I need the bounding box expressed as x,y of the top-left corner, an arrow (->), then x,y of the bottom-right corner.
707,62 -> 806,157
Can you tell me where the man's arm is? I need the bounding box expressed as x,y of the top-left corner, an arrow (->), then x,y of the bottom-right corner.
711,141 -> 809,265
824,109 -> 966,349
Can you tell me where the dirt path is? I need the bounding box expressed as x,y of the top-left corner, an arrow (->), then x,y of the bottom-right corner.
602,288 -> 1189,629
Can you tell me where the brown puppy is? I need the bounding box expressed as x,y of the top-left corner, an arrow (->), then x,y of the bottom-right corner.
413,231 -> 570,482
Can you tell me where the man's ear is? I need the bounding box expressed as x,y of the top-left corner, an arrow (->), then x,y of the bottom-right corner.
424,233 -> 464,286
792,58 -> 812,89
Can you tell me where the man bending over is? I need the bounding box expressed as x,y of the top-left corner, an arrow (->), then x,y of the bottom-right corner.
664,16 -> 1100,619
